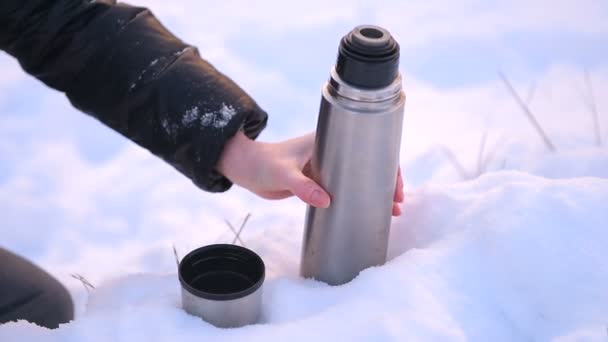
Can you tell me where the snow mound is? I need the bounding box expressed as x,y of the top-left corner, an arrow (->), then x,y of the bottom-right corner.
1,171 -> 607,341
403,146 -> 608,186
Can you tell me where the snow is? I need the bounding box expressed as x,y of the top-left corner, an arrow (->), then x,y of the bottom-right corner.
200,103 -> 237,129
129,46 -> 191,91
1,0 -> 608,341
182,106 -> 199,126
160,118 -> 179,140
129,57 -> 163,91
1,172 -> 607,341
173,47 -> 192,57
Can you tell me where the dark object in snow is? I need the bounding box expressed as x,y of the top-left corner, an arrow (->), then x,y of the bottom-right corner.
0,0 -> 268,192
0,248 -> 74,329
301,25 -> 405,286
178,244 -> 265,328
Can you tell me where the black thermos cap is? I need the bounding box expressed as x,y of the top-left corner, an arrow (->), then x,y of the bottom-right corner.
335,25 -> 400,89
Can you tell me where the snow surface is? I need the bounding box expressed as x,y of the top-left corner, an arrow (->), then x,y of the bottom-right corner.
1,0 -> 608,341
1,171 -> 607,341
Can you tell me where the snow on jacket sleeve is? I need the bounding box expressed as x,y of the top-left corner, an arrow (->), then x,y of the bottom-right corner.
0,0 -> 268,192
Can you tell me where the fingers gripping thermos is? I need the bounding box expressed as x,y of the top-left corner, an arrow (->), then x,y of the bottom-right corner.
300,25 -> 406,286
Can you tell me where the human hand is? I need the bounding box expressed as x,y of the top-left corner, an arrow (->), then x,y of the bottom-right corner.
217,131 -> 404,216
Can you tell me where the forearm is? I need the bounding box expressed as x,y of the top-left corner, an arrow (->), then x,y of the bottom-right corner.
217,130 -> 268,187
0,0 -> 268,192
217,131 -> 252,178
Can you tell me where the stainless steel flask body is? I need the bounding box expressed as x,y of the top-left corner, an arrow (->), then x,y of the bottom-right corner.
301,25 -> 405,285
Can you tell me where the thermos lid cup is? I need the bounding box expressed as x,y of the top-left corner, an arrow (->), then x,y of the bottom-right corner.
178,244 -> 265,301
178,244 -> 265,328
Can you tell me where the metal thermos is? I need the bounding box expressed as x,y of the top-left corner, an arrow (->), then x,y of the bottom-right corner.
300,25 -> 405,286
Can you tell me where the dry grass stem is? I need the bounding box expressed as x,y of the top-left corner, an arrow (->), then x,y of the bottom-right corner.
498,71 -> 556,152
584,69 -> 602,146
71,273 -> 95,293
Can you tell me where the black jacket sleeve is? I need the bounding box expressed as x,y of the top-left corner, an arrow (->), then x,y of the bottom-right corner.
0,0 -> 268,192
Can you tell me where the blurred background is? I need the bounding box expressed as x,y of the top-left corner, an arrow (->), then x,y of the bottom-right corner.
1,0 -> 606,312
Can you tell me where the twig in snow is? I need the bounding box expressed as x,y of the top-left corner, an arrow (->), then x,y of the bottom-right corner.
172,244 -> 180,270
583,69 -> 602,146
232,213 -> 252,245
481,136 -> 509,172
475,80 -> 530,173
224,218 -> 246,246
71,273 -> 95,294
498,71 -> 556,152
223,213 -> 252,246
440,146 -> 470,180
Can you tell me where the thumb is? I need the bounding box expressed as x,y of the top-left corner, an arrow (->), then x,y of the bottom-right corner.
286,171 -> 331,208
